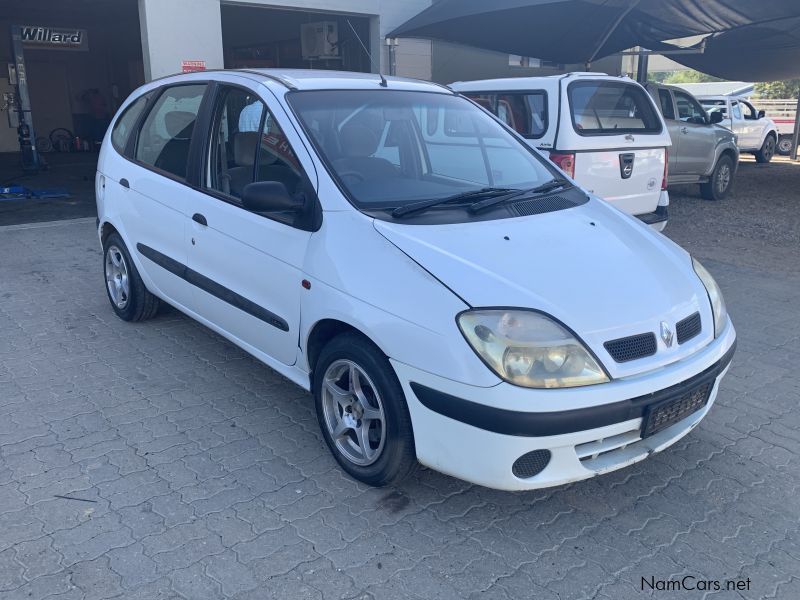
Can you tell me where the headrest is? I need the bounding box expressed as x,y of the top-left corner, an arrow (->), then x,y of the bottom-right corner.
164,111 -> 196,139
233,132 -> 259,166
233,132 -> 278,167
340,123 -> 380,158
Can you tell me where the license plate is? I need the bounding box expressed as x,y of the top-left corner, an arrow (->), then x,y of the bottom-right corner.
641,382 -> 712,438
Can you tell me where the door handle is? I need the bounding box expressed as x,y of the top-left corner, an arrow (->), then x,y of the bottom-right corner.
192,213 -> 208,226
681,127 -> 689,134
120,178 -> 130,188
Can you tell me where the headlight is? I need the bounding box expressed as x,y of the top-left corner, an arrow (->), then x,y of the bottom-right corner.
457,310 -> 609,389
692,258 -> 728,338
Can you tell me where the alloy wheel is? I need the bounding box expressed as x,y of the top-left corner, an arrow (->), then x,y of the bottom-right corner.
764,138 -> 775,160
105,245 -> 130,309
716,163 -> 731,194
321,359 -> 387,466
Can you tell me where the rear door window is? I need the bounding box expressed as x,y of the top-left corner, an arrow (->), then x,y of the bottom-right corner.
658,89 -> 675,120
568,81 -> 661,135
464,92 -> 548,138
135,84 -> 207,180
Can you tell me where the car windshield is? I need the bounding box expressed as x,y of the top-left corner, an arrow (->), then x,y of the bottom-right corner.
287,90 -> 557,210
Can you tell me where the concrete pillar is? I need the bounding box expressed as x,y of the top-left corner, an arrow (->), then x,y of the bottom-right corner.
138,0 -> 224,81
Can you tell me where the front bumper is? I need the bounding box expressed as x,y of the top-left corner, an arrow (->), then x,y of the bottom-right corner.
393,323 -> 735,491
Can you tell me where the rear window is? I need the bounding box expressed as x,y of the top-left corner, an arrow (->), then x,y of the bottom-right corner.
463,92 -> 548,138
568,81 -> 661,135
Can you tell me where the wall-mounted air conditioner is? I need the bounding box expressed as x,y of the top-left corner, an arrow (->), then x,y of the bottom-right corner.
301,22 -> 340,60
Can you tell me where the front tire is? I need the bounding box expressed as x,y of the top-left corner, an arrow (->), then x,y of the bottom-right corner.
313,332 -> 417,487
103,232 -> 160,322
755,134 -> 776,163
700,155 -> 735,201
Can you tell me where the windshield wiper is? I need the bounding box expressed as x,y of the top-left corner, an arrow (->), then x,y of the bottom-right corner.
392,187 -> 517,218
468,178 -> 571,214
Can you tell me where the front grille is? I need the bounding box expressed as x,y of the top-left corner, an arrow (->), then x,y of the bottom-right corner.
604,333 -> 657,363
511,194 -> 588,217
512,450 -> 551,478
676,312 -> 702,344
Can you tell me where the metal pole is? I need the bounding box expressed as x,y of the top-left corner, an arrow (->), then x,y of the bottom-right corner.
791,93 -> 800,161
585,0 -> 641,70
636,49 -> 649,84
10,24 -> 40,172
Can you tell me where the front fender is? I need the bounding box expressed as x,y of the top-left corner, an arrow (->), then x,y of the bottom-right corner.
299,210 -> 500,387
707,137 -> 739,176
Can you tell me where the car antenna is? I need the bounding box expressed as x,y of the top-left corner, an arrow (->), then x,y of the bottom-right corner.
346,18 -> 387,87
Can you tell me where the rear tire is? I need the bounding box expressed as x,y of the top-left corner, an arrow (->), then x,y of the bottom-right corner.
103,232 -> 160,322
313,332 -> 417,487
700,155 -> 734,201
754,134 -> 776,163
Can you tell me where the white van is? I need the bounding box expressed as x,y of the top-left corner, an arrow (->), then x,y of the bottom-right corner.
451,73 -> 672,230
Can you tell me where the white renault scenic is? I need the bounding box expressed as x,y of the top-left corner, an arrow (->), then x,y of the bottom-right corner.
96,69 -> 736,491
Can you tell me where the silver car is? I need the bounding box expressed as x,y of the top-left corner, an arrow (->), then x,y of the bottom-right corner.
646,83 -> 739,201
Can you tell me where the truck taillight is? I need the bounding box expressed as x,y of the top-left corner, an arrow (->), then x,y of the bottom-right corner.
549,152 -> 575,178
661,149 -> 669,191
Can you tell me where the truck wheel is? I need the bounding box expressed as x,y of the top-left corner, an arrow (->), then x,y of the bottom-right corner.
777,135 -> 793,156
755,134 -> 776,163
700,155 -> 734,201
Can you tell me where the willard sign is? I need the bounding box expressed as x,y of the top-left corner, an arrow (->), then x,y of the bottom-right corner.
20,25 -> 88,50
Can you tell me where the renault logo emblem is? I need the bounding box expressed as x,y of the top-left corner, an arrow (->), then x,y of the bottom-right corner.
660,321 -> 674,347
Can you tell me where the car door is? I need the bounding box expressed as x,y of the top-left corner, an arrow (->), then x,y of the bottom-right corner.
185,80 -> 316,366
673,89 -> 717,176
655,87 -> 680,176
738,101 -> 763,149
122,83 -> 208,308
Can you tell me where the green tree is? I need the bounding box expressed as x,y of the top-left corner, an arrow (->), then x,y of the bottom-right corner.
754,79 -> 800,99
662,70 -> 722,84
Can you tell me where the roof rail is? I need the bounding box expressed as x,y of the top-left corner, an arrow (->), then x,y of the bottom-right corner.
235,70 -> 298,90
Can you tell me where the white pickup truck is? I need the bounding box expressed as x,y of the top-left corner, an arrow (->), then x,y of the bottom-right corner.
697,95 -> 779,163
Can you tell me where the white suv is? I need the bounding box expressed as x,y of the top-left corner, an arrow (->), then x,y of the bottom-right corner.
97,69 -> 736,491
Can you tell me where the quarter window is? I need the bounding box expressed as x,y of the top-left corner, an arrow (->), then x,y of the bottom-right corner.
135,84 -> 207,180
206,86 -> 302,203
464,92 -> 548,138
111,93 -> 150,154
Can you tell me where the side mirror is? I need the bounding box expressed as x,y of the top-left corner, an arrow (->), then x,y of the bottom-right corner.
709,111 -> 724,124
242,181 -> 302,213
758,110 -> 766,119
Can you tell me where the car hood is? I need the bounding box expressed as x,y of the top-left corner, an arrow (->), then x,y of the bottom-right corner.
374,199 -> 713,378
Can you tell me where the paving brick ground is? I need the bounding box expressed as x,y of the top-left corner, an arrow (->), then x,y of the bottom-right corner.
1,158 -> 798,599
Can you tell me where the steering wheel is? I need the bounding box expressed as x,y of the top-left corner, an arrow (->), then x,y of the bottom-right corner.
338,171 -> 366,184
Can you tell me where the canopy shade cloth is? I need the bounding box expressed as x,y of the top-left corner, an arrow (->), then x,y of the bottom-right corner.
390,0 -> 800,81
